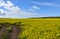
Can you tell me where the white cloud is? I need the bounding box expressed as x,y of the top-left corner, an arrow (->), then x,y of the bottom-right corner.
0,0 -> 45,18
0,9 -> 4,13
31,1 -> 60,7
31,6 -> 40,9
6,11 -> 44,18
0,9 -> 6,15
29,6 -> 40,11
4,1 -> 21,11
0,0 -> 22,15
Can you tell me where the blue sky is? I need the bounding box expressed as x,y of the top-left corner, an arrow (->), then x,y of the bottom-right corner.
0,0 -> 60,18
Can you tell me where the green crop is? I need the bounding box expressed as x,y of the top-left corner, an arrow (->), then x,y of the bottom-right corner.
0,18 -> 60,39
18,19 -> 60,39
7,27 -> 13,33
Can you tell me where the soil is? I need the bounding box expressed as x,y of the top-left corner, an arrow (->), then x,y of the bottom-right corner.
9,25 -> 20,39
0,23 -> 20,39
0,25 -> 6,37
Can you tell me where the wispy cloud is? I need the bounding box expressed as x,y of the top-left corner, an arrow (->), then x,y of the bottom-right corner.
29,6 -> 40,11
0,0 -> 21,13
31,1 -> 60,7
0,9 -> 6,15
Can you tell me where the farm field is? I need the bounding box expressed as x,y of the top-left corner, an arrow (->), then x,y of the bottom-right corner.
0,0 -> 60,39
0,18 -> 60,39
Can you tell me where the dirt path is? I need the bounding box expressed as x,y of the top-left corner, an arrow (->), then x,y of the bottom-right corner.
0,25 -> 6,37
9,25 -> 19,39
0,24 -> 20,39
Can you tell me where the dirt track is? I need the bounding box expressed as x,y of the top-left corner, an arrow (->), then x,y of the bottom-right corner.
9,25 -> 19,39
0,24 -> 20,39
0,26 -> 6,37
